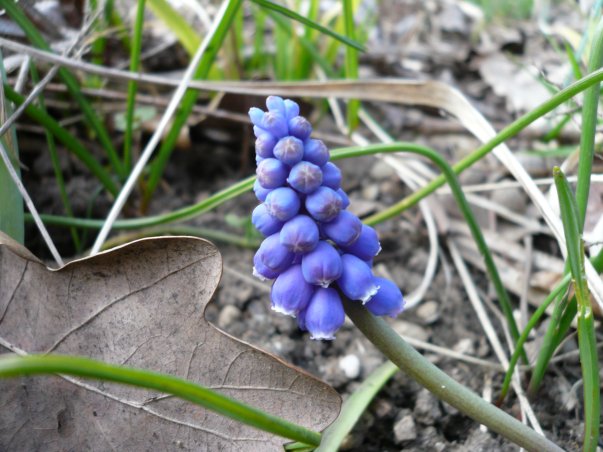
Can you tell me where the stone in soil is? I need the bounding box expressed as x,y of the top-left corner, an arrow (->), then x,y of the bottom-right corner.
394,410 -> 417,444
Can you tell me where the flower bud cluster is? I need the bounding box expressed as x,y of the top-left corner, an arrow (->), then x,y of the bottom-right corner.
250,96 -> 404,340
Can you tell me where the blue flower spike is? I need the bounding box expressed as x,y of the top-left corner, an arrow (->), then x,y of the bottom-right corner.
249,97 -> 404,340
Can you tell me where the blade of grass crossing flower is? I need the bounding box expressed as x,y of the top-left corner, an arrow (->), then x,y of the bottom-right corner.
123,0 -> 147,171
2,84 -> 119,197
29,64 -> 81,250
142,0 -> 243,210
0,354 -> 322,446
343,0 -> 360,132
553,167 -> 600,451
147,0 -> 201,55
0,0 -> 125,180
318,361 -> 398,450
0,51 -> 24,244
250,0 -> 365,51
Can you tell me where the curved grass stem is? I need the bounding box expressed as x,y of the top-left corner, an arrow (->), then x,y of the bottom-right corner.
343,301 -> 563,452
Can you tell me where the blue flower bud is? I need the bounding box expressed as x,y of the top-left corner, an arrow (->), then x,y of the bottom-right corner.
303,139 -> 329,167
266,95 -> 286,115
255,133 -> 276,158
249,107 -> 264,127
337,254 -> 380,302
321,162 -> 342,190
256,158 -> 288,189
253,252 -> 280,281
304,288 -> 345,340
288,116 -> 312,140
287,161 -> 323,194
273,136 -> 304,166
341,225 -> 381,261
252,204 -> 283,236
284,99 -> 300,120
336,188 -> 350,209
271,265 -> 314,316
365,278 -> 404,318
265,187 -> 300,221
280,215 -> 319,253
253,179 -> 271,202
305,186 -> 342,222
256,233 -> 294,272
261,110 -> 288,138
323,211 -> 362,246
301,241 -> 343,287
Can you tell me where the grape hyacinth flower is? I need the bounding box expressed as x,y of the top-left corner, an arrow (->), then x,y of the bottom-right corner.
249,96 -> 404,340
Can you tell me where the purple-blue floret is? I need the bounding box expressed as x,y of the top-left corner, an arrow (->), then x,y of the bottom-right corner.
249,96 -> 404,340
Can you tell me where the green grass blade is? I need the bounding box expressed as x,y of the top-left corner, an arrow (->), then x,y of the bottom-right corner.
554,167 -> 600,451
142,0 -> 243,210
0,354 -> 321,446
576,18 -> 603,229
266,10 -> 335,77
0,51 -> 24,243
147,0 -> 201,55
318,361 -> 398,450
3,84 -> 119,197
123,0 -> 147,171
0,0 -> 126,180
294,0 -> 319,80
528,19 -> 603,395
250,0 -> 365,51
29,64 -> 81,250
342,0 -> 360,132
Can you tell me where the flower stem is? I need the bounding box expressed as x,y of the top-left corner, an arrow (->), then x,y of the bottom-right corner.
343,300 -> 563,452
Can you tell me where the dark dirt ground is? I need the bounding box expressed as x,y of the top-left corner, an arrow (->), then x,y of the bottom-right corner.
13,1 -> 602,451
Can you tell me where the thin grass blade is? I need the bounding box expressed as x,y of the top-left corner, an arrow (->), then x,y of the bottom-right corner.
147,0 -> 201,55
342,0 -> 360,132
0,354 -> 321,446
123,0 -> 147,171
250,0 -> 365,51
0,51 -> 23,244
554,167 -> 600,451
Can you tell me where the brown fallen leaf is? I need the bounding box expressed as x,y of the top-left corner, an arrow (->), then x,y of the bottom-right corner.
0,233 -> 340,450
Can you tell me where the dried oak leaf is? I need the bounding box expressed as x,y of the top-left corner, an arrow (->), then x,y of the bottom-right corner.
0,234 -> 340,450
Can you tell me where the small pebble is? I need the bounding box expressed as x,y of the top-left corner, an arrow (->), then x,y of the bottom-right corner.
393,414 -> 417,443
217,305 -> 241,329
361,184 -> 379,201
339,354 -> 361,379
413,388 -> 441,425
416,300 -> 440,324
370,160 -> 396,180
